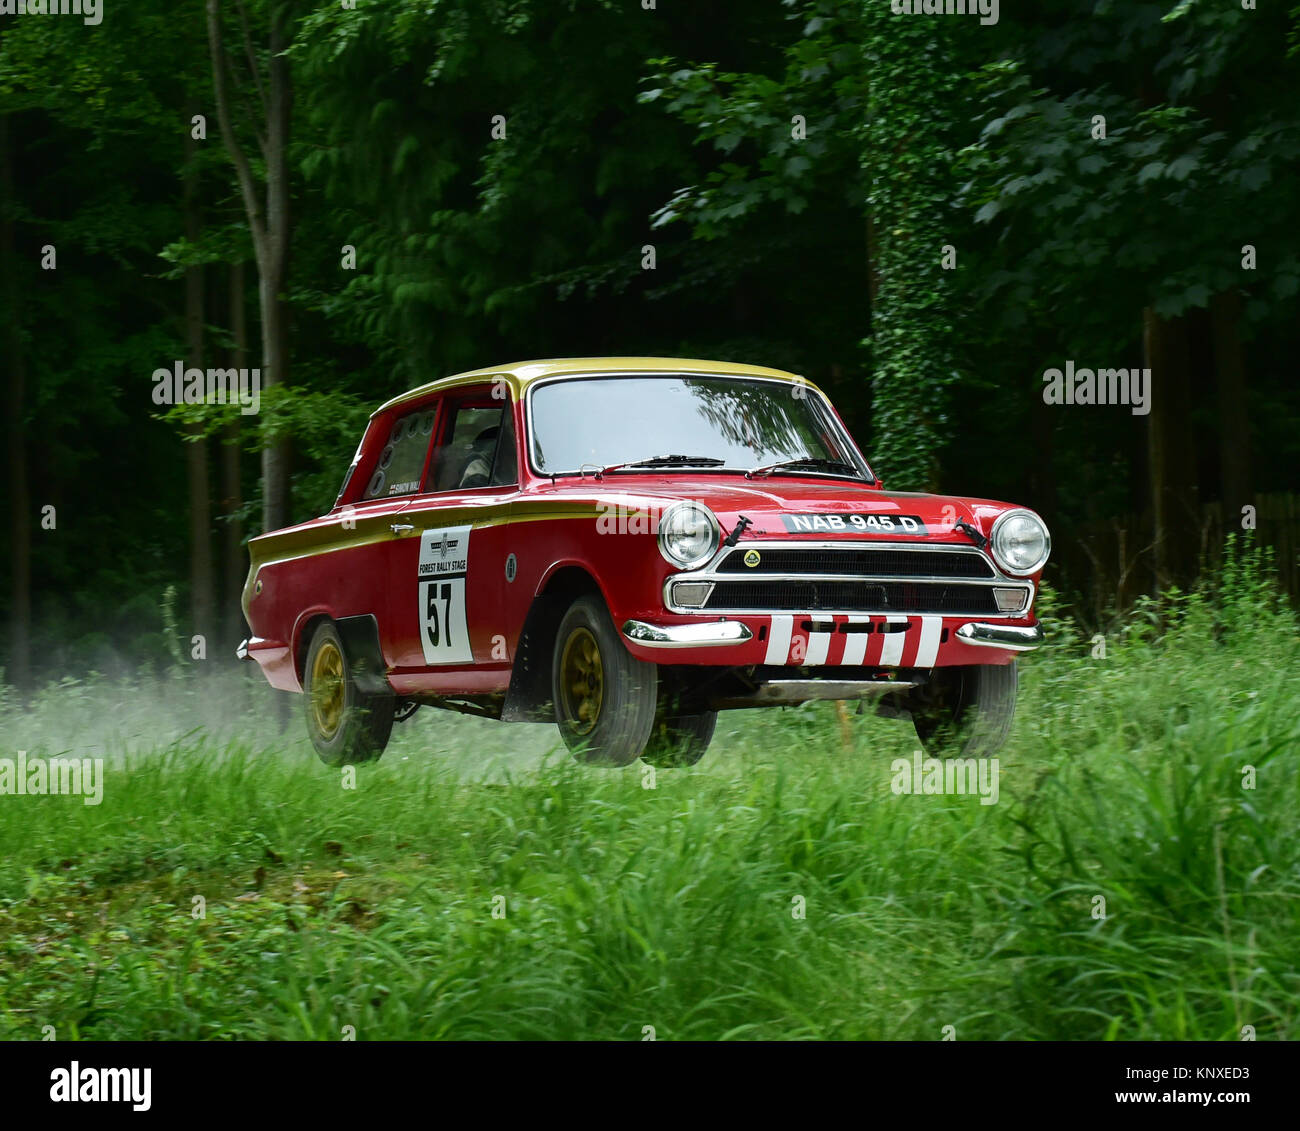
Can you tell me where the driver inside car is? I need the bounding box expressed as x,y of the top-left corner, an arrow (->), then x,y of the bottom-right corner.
458,425 -> 499,488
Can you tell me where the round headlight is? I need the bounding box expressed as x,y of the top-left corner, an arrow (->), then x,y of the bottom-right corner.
990,509 -> 1051,576
657,501 -> 720,568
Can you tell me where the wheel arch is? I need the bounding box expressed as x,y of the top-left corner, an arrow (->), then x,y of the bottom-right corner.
502,565 -> 602,721
293,609 -> 334,690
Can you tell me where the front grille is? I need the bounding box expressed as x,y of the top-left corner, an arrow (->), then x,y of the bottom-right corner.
675,542 -> 1024,616
719,546 -> 993,578
704,580 -> 1004,615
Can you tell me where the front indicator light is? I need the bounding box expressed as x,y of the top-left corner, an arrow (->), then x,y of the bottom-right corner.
993,587 -> 1028,613
670,581 -> 714,608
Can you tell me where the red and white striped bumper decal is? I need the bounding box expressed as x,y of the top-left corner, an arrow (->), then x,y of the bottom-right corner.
763,613 -> 946,668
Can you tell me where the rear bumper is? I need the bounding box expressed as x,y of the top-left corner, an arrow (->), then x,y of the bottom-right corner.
237,635 -> 299,690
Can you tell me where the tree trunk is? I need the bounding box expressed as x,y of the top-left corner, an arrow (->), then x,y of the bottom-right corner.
262,2 -> 293,534
222,260 -> 247,650
206,0 -> 292,535
258,262 -> 291,534
1211,289 -> 1252,528
1143,308 -> 1199,590
1028,334 -> 1057,522
184,122 -> 216,652
1,115 -> 31,690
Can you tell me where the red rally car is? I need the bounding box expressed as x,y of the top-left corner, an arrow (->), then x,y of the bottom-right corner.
238,358 -> 1050,767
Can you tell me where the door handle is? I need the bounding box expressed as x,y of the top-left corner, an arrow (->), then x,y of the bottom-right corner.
390,523 -> 415,535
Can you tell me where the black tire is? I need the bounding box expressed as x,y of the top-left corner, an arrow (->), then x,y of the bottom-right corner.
302,620 -> 395,766
641,708 -> 717,767
909,662 -> 1017,758
552,594 -> 657,766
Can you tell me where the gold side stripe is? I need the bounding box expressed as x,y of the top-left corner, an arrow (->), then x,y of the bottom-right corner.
245,504 -> 616,608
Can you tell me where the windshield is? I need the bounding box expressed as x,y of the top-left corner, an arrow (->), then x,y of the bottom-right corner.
528,375 -> 871,479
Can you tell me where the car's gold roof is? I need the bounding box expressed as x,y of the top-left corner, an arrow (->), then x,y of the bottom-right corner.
373,356 -> 809,416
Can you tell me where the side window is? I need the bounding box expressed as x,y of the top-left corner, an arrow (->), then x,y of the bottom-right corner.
363,407 -> 436,500
429,398 -> 513,491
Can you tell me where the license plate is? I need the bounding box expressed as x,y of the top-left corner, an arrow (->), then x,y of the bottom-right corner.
780,513 -> 929,535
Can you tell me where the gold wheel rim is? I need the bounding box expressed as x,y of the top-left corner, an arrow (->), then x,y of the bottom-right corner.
310,640 -> 346,740
559,627 -> 603,736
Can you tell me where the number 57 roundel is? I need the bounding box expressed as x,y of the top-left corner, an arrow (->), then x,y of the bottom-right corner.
418,525 -> 473,664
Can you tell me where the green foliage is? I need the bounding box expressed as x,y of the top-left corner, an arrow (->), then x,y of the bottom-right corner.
956,1 -> 1300,336
294,0 -> 691,377
856,4 -> 984,488
6,0 -> 1300,679
644,0 -> 978,487
1,559 -> 1297,1039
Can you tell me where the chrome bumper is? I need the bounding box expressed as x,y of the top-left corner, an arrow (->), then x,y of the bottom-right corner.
954,622 -> 1044,651
622,619 -> 753,649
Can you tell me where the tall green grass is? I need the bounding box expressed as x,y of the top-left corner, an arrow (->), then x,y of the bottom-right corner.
1,544 -> 1297,1039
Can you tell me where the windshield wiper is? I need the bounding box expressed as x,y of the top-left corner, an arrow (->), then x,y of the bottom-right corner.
745,457 -> 864,480
599,454 -> 726,475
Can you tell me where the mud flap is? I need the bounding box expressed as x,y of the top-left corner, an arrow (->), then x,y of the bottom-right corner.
334,614 -> 392,696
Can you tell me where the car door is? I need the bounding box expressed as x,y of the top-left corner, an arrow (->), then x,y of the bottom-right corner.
384,386 -> 521,692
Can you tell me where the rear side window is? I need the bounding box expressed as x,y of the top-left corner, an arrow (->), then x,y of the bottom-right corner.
363,408 -> 436,499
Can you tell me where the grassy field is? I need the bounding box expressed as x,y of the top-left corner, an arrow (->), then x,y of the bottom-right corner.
1,552 -> 1298,1040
